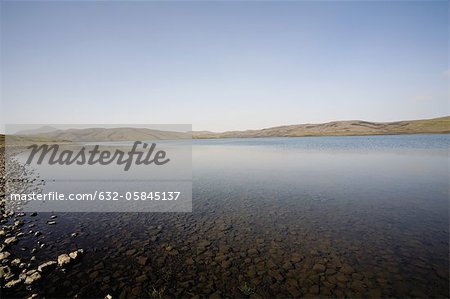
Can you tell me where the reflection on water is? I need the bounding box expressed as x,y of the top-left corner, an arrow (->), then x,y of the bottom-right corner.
4,134 -> 449,298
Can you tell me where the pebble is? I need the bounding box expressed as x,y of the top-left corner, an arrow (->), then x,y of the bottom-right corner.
38,261 -> 57,273
11,258 -> 21,266
69,249 -> 84,260
0,251 -> 11,260
5,278 -> 22,288
4,236 -> 18,245
14,220 -> 23,227
24,271 -> 41,285
0,265 -> 11,279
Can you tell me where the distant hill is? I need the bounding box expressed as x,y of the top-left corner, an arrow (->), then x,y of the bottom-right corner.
0,133 -> 70,147
12,127 -> 189,142
1,117 -> 448,144
16,126 -> 58,135
193,116 -> 450,139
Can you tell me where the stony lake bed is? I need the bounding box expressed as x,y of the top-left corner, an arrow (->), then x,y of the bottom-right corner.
1,134 -> 449,298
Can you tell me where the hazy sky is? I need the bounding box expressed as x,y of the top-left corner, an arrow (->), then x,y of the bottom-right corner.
1,1 -> 448,132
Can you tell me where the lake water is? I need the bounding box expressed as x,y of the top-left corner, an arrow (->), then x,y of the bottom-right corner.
4,134 -> 449,298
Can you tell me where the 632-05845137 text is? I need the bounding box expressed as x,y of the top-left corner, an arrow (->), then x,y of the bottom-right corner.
9,191 -> 181,201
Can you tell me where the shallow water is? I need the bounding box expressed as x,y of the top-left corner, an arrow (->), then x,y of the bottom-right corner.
4,134 -> 449,298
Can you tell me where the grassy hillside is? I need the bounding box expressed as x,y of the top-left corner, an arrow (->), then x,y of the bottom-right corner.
14,127 -> 190,142
193,116 -> 450,139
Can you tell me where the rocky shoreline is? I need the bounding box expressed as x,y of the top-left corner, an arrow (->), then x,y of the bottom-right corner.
0,150 -> 86,297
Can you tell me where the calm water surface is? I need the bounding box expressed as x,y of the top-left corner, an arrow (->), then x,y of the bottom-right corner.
5,134 -> 449,298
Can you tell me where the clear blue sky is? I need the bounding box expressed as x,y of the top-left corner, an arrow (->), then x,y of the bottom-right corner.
1,1 -> 448,132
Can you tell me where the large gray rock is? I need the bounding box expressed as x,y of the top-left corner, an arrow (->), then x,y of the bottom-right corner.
57,254 -> 71,267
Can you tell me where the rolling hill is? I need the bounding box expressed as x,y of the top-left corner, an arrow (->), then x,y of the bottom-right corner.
192,116 -> 450,138
1,116 -> 449,144
13,127 -> 190,142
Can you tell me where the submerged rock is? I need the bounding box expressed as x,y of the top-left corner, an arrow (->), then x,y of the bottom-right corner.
340,264 -> 354,275
197,240 -> 212,248
313,263 -> 326,273
185,257 -> 194,266
137,256 -> 148,266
